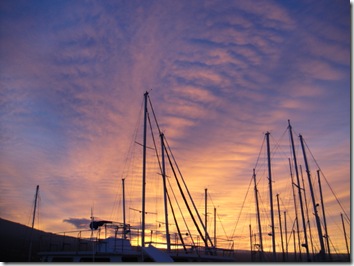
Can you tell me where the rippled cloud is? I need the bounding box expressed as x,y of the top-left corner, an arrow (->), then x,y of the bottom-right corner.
0,0 -> 350,252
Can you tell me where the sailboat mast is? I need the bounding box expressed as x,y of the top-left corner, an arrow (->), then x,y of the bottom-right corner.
299,134 -> 325,260
299,165 -> 315,259
317,170 -> 331,260
284,211 -> 288,261
214,207 -> 216,249
249,224 -> 253,262
253,168 -> 263,258
28,185 -> 39,262
205,188 -> 208,251
340,213 -> 350,260
265,132 -> 276,261
276,194 -> 285,261
122,178 -> 126,239
160,133 -> 170,251
293,229 -> 297,261
141,91 -> 148,248
31,185 -> 39,231
288,120 -> 309,261
288,158 -> 302,260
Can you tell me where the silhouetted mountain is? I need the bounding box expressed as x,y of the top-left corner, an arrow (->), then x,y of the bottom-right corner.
0,218 -> 88,262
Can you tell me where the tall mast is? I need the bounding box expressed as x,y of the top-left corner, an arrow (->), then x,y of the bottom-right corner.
214,207 -> 216,249
249,224 -> 253,262
299,134 -> 325,261
205,188 -> 208,251
265,132 -> 276,261
28,185 -> 39,262
340,213 -> 350,260
276,194 -> 285,261
160,133 -> 170,251
284,211 -> 288,261
317,170 -> 331,260
300,165 -> 315,259
288,120 -> 309,261
293,229 -> 297,261
141,91 -> 148,248
253,168 -> 263,260
31,185 -> 39,233
288,158 -> 302,260
122,178 -> 126,239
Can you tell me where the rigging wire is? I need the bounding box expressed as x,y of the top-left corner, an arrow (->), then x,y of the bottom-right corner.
302,138 -> 349,223
254,134 -> 266,171
164,137 -> 214,248
230,175 -> 253,242
245,133 -> 269,251
148,94 -> 209,249
166,186 -> 187,252
147,95 -> 162,135
147,111 -> 162,173
269,127 -> 289,164
164,141 -> 210,249
148,109 -> 196,248
245,134 -> 267,247
208,192 -> 230,241
166,174 -> 195,248
110,96 -> 144,221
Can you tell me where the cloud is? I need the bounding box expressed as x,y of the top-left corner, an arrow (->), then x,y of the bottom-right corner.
0,0 -> 349,253
204,0 -> 295,30
300,33 -> 349,66
63,218 -> 91,229
297,58 -> 346,81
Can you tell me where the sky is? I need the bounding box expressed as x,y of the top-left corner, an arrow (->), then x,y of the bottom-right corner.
0,0 -> 351,255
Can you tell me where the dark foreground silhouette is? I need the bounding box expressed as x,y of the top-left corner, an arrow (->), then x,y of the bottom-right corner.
0,218 -> 349,262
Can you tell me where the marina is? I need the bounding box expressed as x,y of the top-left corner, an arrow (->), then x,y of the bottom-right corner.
36,93 -> 350,262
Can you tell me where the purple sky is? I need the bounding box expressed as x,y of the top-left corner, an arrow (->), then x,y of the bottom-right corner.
0,0 -> 350,253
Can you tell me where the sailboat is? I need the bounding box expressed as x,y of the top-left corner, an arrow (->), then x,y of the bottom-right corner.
38,92 -> 236,262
